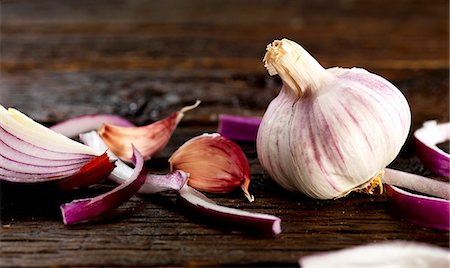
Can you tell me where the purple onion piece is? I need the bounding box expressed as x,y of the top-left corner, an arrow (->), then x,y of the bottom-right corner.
414,121 -> 450,177
60,146 -> 146,225
1,166 -> 81,182
384,184 -> 449,230
384,168 -> 449,200
0,153 -> 87,174
177,184 -> 281,235
80,131 -> 188,194
50,114 -> 134,138
299,241 -> 449,267
218,114 -> 262,141
0,139 -> 92,166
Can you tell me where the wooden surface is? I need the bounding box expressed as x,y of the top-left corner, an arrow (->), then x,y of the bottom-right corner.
1,0 -> 449,267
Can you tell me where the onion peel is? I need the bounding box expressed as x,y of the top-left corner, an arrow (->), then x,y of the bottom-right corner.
414,121 -> 450,177
60,146 -> 146,225
385,184 -> 449,230
177,184 -> 281,235
58,152 -> 115,191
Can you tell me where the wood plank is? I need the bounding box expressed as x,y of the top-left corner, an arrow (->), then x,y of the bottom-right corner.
1,0 -> 449,266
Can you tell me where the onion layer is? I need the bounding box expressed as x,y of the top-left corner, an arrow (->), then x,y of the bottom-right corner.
60,146 -> 146,225
178,184 -> 281,235
385,184 -> 449,231
414,121 -> 450,177
218,114 -> 262,141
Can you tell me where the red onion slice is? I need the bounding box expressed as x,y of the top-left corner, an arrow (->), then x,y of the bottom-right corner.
299,241 -> 449,267
79,131 -> 188,194
384,168 -> 449,200
414,121 -> 450,177
385,184 -> 449,230
60,146 -> 146,225
218,114 -> 262,141
177,184 -> 281,235
50,114 -> 134,138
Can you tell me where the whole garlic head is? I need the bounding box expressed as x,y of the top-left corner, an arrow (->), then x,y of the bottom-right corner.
257,39 -> 411,199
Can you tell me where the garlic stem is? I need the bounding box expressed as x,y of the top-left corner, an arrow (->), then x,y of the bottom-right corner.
263,39 -> 332,98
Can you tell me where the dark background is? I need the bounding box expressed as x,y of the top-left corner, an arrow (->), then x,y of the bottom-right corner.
1,0 -> 449,267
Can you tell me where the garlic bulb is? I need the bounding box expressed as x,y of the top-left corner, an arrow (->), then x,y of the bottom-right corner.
257,39 -> 411,199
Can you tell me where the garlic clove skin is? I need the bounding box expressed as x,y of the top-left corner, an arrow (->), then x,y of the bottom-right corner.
98,101 -> 200,162
169,133 -> 254,202
257,39 -> 411,199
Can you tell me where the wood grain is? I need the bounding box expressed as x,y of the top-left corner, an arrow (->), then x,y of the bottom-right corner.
1,0 -> 449,267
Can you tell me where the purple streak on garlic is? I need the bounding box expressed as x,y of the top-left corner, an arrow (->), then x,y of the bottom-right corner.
257,39 -> 411,199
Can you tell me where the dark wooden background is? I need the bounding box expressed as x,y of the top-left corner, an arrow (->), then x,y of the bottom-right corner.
1,0 -> 449,267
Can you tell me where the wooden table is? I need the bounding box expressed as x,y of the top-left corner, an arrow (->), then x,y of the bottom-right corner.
1,0 -> 449,267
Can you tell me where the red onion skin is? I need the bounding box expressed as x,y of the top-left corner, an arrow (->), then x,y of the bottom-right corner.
177,185 -> 281,235
218,114 -> 262,142
60,147 -> 146,225
385,184 -> 449,231
384,168 -> 449,200
414,138 -> 449,177
58,153 -> 115,191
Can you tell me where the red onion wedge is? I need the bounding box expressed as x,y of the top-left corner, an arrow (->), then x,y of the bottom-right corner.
98,101 -> 200,162
50,114 -> 134,138
384,184 -> 449,230
414,120 -> 450,177
177,184 -> 281,235
0,106 -> 114,189
218,114 -> 262,141
80,131 -> 188,194
299,240 -> 449,267
60,146 -> 146,225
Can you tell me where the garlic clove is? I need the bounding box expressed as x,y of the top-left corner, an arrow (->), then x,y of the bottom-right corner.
169,133 -> 254,202
98,101 -> 200,162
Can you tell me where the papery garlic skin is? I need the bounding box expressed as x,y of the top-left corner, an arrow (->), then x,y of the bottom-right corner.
169,133 -> 254,202
257,39 -> 411,199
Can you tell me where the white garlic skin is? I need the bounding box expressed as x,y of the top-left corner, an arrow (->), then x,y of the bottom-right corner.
257,43 -> 411,199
